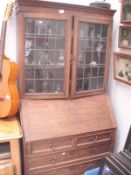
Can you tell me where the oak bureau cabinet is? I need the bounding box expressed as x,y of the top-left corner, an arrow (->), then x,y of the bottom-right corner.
20,96 -> 116,175
15,0 -> 116,174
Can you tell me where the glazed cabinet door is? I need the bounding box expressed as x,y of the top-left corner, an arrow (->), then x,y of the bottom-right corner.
17,13 -> 71,99
71,16 -> 112,98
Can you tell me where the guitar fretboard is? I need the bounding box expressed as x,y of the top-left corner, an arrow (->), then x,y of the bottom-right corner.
0,21 -> 7,79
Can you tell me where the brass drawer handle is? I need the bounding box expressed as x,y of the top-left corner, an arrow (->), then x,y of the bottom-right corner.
95,135 -> 98,141
48,143 -> 56,148
90,148 -> 95,154
49,157 -> 57,164
91,135 -> 98,141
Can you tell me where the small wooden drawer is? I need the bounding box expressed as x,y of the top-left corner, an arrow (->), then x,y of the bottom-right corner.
27,137 -> 73,154
76,141 -> 111,159
0,159 -> 15,175
77,132 -> 111,146
27,159 -> 101,175
28,149 -> 76,169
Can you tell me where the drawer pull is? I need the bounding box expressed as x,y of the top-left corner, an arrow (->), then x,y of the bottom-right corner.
49,158 -> 56,164
48,143 -> 54,148
90,135 -> 98,142
90,148 -> 95,154
95,135 -> 98,141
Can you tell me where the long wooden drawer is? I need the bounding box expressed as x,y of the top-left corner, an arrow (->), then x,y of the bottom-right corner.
27,159 -> 101,175
77,131 -> 112,146
27,137 -> 74,154
27,141 -> 111,170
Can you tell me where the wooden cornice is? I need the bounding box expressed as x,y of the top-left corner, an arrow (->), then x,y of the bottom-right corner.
15,0 -> 116,16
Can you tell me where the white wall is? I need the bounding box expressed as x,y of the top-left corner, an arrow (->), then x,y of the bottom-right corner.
0,0 -> 130,152
108,1 -> 131,152
0,0 -> 16,61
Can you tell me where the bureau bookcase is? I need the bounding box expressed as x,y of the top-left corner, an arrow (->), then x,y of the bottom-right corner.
15,0 -> 116,174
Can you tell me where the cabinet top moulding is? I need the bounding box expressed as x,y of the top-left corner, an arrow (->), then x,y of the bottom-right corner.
15,0 -> 116,16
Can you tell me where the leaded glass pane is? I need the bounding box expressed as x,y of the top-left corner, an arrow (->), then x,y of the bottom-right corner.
76,22 -> 107,92
25,18 -> 66,94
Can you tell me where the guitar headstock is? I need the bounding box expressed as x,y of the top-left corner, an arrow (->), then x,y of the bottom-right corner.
3,0 -> 15,21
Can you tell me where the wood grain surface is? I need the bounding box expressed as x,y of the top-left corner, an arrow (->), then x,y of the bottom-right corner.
0,117 -> 22,141
20,94 -> 116,142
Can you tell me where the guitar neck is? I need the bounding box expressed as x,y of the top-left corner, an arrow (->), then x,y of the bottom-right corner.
0,0 -> 14,79
0,21 -> 7,78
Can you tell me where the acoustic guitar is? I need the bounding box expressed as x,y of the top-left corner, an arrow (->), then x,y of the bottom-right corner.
0,0 -> 19,118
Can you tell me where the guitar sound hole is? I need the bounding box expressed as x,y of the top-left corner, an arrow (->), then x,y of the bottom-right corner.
0,97 -> 4,101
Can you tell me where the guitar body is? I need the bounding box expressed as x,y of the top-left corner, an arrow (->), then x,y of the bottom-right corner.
0,56 -> 19,118
0,1 -> 19,118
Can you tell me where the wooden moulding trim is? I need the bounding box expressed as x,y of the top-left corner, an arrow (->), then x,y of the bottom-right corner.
120,2 -> 124,24
15,0 -> 116,16
71,90 -> 104,99
105,93 -> 117,129
114,51 -> 131,58
19,108 -> 28,175
24,94 -> 69,100
0,153 -> 11,160
27,129 -> 113,144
